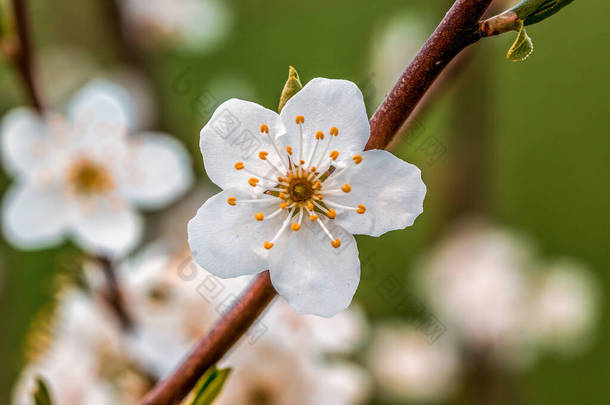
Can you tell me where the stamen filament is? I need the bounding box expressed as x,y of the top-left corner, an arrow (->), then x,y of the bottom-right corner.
270,208 -> 295,244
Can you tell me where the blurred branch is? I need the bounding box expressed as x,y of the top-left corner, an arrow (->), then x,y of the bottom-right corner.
9,0 -> 44,113
366,0 -> 494,150
138,271 -> 277,405
96,256 -> 134,331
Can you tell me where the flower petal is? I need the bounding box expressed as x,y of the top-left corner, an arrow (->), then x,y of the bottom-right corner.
119,132 -> 193,209
2,182 -> 70,249
68,80 -> 130,146
1,108 -> 48,177
200,99 -> 284,190
328,150 -> 426,237
268,220 -> 360,317
279,78 -> 370,160
188,187 -> 281,278
71,198 -> 142,257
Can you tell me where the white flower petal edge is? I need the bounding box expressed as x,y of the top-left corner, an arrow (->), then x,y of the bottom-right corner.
268,223 -> 360,317
280,78 -> 370,158
119,132 -> 194,209
200,98 -> 283,190
329,149 -> 426,237
1,108 -> 48,177
70,198 -> 143,258
2,183 -> 71,249
188,187 -> 282,278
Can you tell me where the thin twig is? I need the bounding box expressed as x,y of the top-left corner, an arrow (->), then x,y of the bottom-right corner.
10,0 -> 44,113
138,271 -> 277,405
137,1 -> 496,404
96,256 -> 134,331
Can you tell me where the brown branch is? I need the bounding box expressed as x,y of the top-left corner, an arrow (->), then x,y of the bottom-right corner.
139,1 -> 497,404
365,0 -> 494,151
10,0 -> 44,113
96,256 -> 134,331
138,271 -> 277,405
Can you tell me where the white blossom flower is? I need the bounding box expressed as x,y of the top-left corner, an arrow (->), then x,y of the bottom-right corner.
13,290 -> 150,405
528,259 -> 599,354
415,221 -> 533,355
188,78 -> 426,317
1,80 -> 193,257
121,0 -> 232,52
367,323 -> 460,402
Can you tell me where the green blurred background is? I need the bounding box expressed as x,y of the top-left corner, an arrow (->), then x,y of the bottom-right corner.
0,0 -> 608,403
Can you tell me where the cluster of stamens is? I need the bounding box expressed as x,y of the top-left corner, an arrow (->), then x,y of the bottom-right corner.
227,115 -> 366,250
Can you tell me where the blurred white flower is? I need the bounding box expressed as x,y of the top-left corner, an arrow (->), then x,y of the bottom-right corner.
1,80 -> 193,257
367,323 -> 460,402
121,0 -> 233,52
416,221 -> 533,356
189,77 -> 426,317
13,290 -> 150,405
529,259 -> 599,354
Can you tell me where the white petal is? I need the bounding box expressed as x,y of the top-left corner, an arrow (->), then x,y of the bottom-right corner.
68,80 -> 130,145
188,188 -> 281,278
119,132 -> 193,209
279,78 -> 370,160
200,99 -> 284,190
2,182 -> 70,249
1,108 -> 48,176
329,149 -> 426,237
268,220 -> 360,317
71,198 -> 142,257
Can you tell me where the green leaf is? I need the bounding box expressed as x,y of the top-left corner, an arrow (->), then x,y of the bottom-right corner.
33,377 -> 54,405
507,21 -> 534,62
187,366 -> 232,405
278,66 -> 303,113
511,0 -> 575,26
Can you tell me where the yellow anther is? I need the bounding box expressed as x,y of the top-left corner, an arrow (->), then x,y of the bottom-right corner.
330,127 -> 339,136
307,203 -> 314,211
234,162 -> 244,170
331,238 -> 341,248
281,202 -> 289,209
315,131 -> 324,140
258,151 -> 268,160
314,181 -> 322,189
352,155 -> 363,164
286,146 -> 293,155
279,192 -> 286,199
316,194 -> 324,201
326,208 -> 336,219
295,115 -> 305,124
264,241 -> 274,250
248,177 -> 259,187
254,212 -> 264,221
309,214 -> 319,221
310,166 -> 316,172
329,150 -> 339,160
341,183 -> 352,193
300,160 -> 305,165
227,197 -> 236,206
278,177 -> 286,183
291,223 -> 301,231
260,124 -> 269,134
357,204 -> 366,214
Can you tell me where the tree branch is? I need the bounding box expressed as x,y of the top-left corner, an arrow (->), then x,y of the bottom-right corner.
96,256 -> 134,331
138,1 -> 495,404
138,271 -> 277,405
366,0 -> 493,150
10,0 -> 44,113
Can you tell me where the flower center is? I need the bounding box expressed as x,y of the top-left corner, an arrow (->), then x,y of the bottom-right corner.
289,178 -> 313,201
68,159 -> 113,195
227,116 -> 367,250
